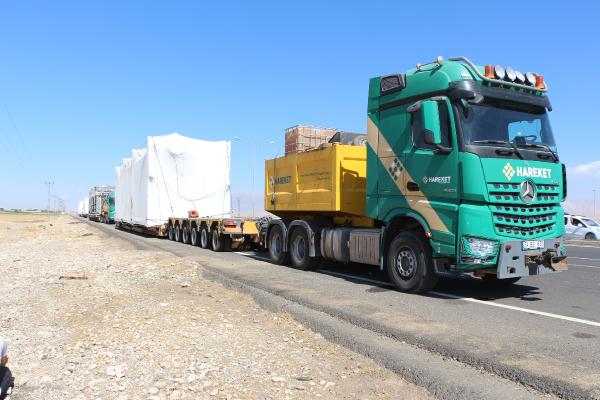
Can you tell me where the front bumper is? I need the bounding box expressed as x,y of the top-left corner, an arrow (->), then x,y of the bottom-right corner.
494,237 -> 568,279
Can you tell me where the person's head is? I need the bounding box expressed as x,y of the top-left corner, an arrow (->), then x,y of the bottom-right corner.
0,337 -> 7,366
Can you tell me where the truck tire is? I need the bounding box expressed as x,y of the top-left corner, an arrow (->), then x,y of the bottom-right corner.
200,227 -> 211,249
190,227 -> 200,246
168,224 -> 175,241
386,231 -> 438,293
289,227 -> 320,270
182,225 -> 191,244
175,225 -> 182,242
268,225 -> 289,265
211,230 -> 231,252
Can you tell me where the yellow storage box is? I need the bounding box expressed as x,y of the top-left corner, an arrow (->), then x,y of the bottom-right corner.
265,144 -> 367,217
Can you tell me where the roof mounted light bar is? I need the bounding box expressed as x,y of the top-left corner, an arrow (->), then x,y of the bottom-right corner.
448,56 -> 548,92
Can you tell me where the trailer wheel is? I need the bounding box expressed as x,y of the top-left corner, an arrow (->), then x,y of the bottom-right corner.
168,224 -> 175,241
190,227 -> 200,246
268,225 -> 289,265
211,230 -> 231,252
182,225 -> 191,244
386,231 -> 438,293
289,227 -> 319,270
200,227 -> 211,249
175,225 -> 182,242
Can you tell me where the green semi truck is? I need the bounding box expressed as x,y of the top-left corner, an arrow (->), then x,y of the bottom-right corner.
101,192 -> 115,224
264,56 -> 567,293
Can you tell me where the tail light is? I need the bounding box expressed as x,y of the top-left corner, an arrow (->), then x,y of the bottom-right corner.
188,210 -> 198,218
223,219 -> 238,228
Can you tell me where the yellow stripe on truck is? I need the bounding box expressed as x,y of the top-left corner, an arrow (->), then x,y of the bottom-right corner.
367,115 -> 449,233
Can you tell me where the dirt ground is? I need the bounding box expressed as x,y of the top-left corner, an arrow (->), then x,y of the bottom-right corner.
0,213 -> 433,400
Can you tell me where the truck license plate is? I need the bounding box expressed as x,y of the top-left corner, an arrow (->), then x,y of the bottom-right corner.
521,240 -> 544,251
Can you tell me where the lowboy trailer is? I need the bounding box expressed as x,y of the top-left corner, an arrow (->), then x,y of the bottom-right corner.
166,214 -> 260,252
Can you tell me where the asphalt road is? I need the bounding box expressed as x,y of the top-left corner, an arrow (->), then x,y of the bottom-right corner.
87,219 -> 600,399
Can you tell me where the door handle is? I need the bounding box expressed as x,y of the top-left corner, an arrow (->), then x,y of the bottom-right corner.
407,181 -> 420,191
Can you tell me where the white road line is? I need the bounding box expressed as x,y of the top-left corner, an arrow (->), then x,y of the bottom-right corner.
569,256 -> 600,261
570,263 -> 600,269
317,270 -> 600,328
566,244 -> 600,249
429,291 -> 600,328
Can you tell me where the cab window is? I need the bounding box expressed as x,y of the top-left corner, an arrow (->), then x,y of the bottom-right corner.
411,101 -> 452,150
572,217 -> 585,227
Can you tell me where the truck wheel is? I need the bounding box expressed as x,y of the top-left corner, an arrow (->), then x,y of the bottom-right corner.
175,225 -> 182,242
289,227 -> 319,270
386,231 -> 438,293
585,233 -> 596,240
190,227 -> 200,246
168,224 -> 175,241
200,227 -> 211,249
268,225 -> 289,265
211,230 -> 231,252
182,225 -> 190,244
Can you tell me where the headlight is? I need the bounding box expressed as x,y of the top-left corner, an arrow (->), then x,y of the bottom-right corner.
505,67 -> 516,82
461,236 -> 498,258
525,72 -> 536,86
514,70 -> 525,84
494,65 -> 506,80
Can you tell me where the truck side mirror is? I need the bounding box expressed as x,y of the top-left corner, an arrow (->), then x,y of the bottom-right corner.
421,100 -> 442,145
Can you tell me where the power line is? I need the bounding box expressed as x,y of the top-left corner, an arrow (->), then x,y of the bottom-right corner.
0,93 -> 33,163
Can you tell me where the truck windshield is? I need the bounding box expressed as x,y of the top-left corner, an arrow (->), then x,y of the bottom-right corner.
459,100 -> 556,151
582,218 -> 599,227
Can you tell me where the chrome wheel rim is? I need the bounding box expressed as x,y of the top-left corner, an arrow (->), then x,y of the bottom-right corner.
396,247 -> 417,280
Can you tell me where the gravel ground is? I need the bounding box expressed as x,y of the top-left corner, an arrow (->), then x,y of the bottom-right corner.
0,213 -> 433,400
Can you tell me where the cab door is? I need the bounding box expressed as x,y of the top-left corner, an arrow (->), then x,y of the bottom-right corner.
403,97 -> 459,243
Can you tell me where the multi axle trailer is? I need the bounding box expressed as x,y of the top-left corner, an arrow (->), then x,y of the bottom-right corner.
166,214 -> 260,251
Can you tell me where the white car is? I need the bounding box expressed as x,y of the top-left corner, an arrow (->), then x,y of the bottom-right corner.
564,214 -> 600,240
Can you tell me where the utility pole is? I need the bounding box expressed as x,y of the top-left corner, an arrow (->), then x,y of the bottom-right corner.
594,189 -> 597,218
44,181 -> 54,214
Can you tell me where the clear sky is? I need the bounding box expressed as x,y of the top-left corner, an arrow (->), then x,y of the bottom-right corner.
1,1 -> 599,215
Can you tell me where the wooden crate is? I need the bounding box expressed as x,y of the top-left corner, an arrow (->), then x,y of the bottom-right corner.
284,125 -> 336,155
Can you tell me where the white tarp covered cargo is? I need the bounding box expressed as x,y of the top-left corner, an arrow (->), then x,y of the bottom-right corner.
115,133 -> 231,227
83,197 -> 89,215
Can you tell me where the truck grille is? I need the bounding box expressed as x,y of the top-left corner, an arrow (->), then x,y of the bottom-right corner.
487,182 -> 560,238
487,182 -> 560,204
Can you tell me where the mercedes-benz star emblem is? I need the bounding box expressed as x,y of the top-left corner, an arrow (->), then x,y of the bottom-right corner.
520,180 -> 536,204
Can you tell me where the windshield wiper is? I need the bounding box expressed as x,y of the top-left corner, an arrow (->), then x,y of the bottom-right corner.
516,143 -> 559,162
471,140 -> 524,159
